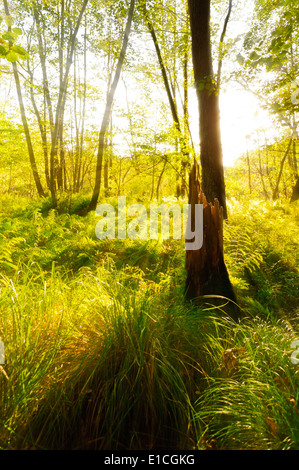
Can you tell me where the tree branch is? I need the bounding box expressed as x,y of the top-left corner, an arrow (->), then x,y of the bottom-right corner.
217,0 -> 233,89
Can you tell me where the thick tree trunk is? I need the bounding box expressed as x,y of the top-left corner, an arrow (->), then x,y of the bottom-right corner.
188,0 -> 227,219
186,0 -> 239,317
185,163 -> 237,308
290,175 -> 299,202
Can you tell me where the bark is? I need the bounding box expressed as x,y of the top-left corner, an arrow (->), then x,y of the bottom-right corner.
217,0 -> 233,89
290,175 -> 299,202
27,64 -> 50,190
273,137 -> 293,200
247,149 -> 252,194
156,159 -> 167,200
181,33 -> 190,199
258,145 -> 269,199
188,0 -> 227,219
77,14 -> 88,193
186,0 -> 238,317
144,9 -> 180,131
33,4 -> 55,134
185,163 -> 237,310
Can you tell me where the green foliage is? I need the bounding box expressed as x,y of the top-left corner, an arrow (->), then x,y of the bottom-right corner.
0,194 -> 298,450
0,15 -> 27,62
234,0 -> 299,130
0,0 -> 299,452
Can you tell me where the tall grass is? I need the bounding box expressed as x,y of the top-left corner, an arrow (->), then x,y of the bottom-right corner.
192,314 -> 299,449
0,195 -> 298,450
0,262 -> 203,449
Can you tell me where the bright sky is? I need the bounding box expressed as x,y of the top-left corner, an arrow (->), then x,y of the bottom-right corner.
187,83 -> 272,168
219,87 -> 271,166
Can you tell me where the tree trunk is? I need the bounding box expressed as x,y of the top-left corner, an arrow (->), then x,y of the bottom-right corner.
188,0 -> 227,219
258,145 -> 269,199
290,175 -> 299,202
247,149 -> 252,194
186,0 -> 238,317
86,0 -> 135,213
33,3 -> 55,134
156,159 -> 167,200
144,6 -> 190,197
27,63 -> 50,191
49,0 -> 89,206
185,162 -> 237,308
3,0 -> 45,197
273,137 -> 293,200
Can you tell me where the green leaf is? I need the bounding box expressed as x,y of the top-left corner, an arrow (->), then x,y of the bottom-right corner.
11,45 -> 27,57
0,44 -> 7,56
12,27 -> 22,36
249,51 -> 260,61
5,50 -> 18,62
2,31 -> 17,42
236,53 -> 245,65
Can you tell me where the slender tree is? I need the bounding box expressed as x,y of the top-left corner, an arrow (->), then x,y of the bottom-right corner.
3,0 -> 46,197
86,0 -> 136,212
49,0 -> 89,206
142,0 -> 191,197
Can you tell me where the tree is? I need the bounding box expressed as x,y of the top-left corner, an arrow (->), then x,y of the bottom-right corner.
188,0 -> 230,218
185,0 -> 238,313
141,0 -> 193,198
86,0 -> 136,212
234,0 -> 299,199
44,0 -> 89,206
2,0 -> 46,197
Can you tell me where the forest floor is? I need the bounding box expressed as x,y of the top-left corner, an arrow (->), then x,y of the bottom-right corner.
0,193 -> 299,450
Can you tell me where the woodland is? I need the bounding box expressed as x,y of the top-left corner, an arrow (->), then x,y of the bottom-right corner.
0,0 -> 299,451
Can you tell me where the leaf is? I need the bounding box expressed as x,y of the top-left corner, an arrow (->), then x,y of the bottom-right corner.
236,53 -> 245,65
0,45 -> 7,57
249,51 -> 260,61
265,417 -> 278,436
2,31 -> 17,42
11,45 -> 27,58
5,50 -> 18,63
12,27 -> 22,36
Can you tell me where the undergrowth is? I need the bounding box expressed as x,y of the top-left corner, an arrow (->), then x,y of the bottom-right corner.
0,194 -> 298,450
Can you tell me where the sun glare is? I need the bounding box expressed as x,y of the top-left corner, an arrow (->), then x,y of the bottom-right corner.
220,87 -> 272,167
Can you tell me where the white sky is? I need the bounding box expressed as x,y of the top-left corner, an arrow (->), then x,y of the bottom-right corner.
220,87 -> 271,166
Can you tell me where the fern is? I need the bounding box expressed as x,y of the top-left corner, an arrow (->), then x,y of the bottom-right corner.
224,223 -> 264,274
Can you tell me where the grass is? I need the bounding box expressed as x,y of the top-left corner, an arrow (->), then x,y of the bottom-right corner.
0,194 -> 298,450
